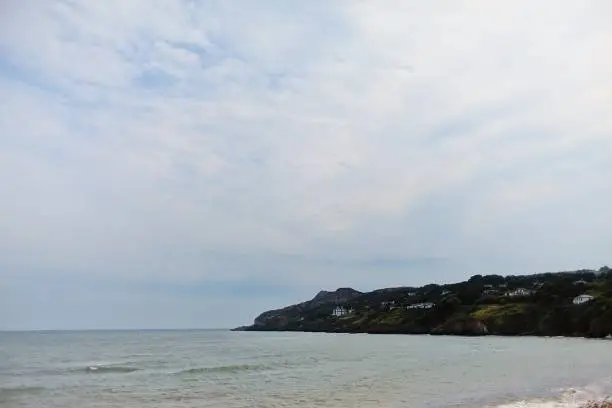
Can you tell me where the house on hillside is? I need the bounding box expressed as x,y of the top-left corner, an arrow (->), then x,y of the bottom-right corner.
505,288 -> 534,297
406,292 -> 417,297
573,279 -> 588,285
407,302 -> 435,310
483,283 -> 507,294
331,306 -> 352,316
441,290 -> 452,296
573,294 -> 594,305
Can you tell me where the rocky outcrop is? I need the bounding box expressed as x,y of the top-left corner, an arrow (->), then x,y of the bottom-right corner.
310,288 -> 362,307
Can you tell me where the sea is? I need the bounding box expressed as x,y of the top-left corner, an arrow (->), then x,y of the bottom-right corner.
2,330 -> 612,408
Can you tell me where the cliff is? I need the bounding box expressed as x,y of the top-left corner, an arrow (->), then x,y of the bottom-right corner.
235,266 -> 612,337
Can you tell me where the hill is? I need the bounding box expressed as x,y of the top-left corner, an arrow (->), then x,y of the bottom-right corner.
234,266 -> 612,337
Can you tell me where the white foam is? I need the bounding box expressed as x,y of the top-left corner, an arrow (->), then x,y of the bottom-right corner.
493,381 -> 612,408
494,398 -> 582,408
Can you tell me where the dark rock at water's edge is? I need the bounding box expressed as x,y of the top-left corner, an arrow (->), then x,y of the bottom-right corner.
234,266 -> 612,338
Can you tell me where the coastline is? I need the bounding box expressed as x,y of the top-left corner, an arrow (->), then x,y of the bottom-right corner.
233,327 -> 612,341
237,266 -> 612,338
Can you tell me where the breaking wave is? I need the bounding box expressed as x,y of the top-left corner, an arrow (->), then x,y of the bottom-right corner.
83,365 -> 140,374
492,380 -> 612,408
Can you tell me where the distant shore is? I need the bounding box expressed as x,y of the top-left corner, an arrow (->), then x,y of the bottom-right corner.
237,266 -> 612,338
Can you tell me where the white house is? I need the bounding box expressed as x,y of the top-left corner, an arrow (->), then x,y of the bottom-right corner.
406,292 -> 417,297
506,288 -> 534,297
407,302 -> 435,310
573,294 -> 594,305
573,280 -> 588,286
331,306 -> 352,316
441,290 -> 451,296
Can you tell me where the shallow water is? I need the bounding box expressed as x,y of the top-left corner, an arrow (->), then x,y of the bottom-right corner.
1,330 -> 611,407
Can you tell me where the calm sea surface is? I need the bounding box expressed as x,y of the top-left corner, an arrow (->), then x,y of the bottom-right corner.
2,330 -> 612,407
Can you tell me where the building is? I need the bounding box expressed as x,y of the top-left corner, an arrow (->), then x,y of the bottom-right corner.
407,302 -> 435,310
573,294 -> 594,305
331,306 -> 352,316
381,301 -> 396,309
573,280 -> 588,285
441,290 -> 451,296
505,288 -> 534,297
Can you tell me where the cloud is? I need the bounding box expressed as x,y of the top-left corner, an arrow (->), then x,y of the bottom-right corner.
1,0 -> 611,329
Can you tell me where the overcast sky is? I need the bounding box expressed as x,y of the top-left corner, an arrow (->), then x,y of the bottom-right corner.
1,1 -> 611,330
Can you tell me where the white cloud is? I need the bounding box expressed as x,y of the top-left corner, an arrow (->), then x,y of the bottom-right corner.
1,0 -> 611,328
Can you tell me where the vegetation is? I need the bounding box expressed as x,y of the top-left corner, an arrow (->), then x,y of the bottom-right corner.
236,266 -> 612,337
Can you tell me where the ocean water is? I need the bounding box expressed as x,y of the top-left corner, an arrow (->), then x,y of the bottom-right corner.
2,330 -> 612,408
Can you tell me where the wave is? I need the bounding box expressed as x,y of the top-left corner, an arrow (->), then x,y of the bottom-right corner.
177,363 -> 267,375
83,365 -> 140,374
492,382 -> 612,408
493,399 -> 582,408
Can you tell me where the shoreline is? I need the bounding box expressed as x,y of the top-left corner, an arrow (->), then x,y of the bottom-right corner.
234,327 -> 612,341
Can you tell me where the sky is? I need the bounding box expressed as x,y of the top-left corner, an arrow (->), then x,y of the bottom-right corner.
1,1 -> 611,330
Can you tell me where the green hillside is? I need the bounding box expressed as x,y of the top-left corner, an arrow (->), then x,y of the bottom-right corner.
235,266 -> 612,337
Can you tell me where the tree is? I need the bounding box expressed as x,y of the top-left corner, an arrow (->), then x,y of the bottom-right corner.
438,295 -> 462,314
